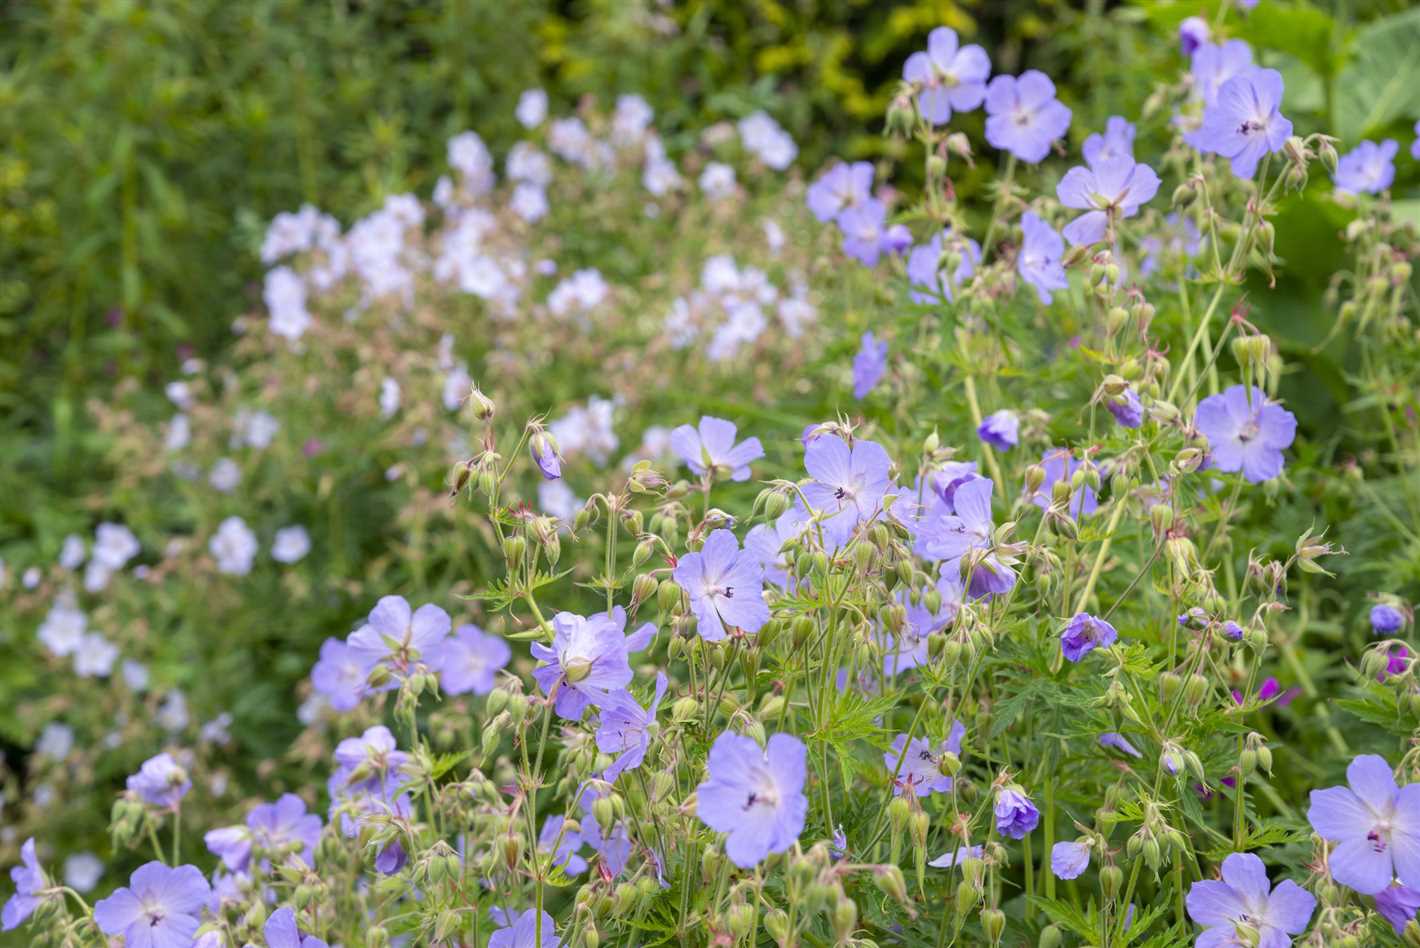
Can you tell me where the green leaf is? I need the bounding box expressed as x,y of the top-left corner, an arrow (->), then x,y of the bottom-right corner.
1237,2 -> 1340,82
1030,896 -> 1097,940
1332,7 -> 1420,144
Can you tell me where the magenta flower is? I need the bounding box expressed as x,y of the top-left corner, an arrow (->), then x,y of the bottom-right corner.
1017,212 -> 1069,304
266,907 -> 330,948
994,788 -> 1040,839
901,27 -> 991,126
984,71 -> 1072,164
1188,67 -> 1292,179
697,731 -> 808,868
885,721 -> 965,797
1308,754 -> 1420,894
531,608 -> 647,720
807,161 -> 873,222
670,416 -> 764,482
594,672 -> 670,782
1051,841 -> 1091,880
437,623 -> 511,696
127,752 -> 190,809
1082,116 -> 1136,167
1334,139 -> 1398,196
977,409 -> 1019,450
2,839 -> 45,932
1194,385 -> 1297,483
852,331 -> 889,399
674,529 -> 770,641
94,862 -> 212,947
1061,612 -> 1119,662
1056,156 -> 1160,247
1186,853 -> 1315,945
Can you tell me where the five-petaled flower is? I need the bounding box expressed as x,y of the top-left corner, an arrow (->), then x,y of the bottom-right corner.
1056,156 -> 1161,247
1188,67 -> 1292,179
671,416 -> 764,482
984,71 -> 1072,164
697,731 -> 809,868
901,27 -> 991,126
1185,852 -> 1315,946
884,722 -> 965,797
674,529 -> 770,641
94,862 -> 212,947
1194,385 -> 1297,483
1308,754 -> 1420,895
1061,612 -> 1119,662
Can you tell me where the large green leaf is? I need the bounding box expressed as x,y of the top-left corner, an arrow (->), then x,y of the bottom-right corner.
1331,7 -> 1420,145
1237,2 -> 1340,83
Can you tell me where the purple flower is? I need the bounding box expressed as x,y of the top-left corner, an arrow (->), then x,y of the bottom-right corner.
800,435 -> 895,549
994,788 -> 1040,839
489,908 -> 560,948
1025,448 -> 1098,518
578,786 -> 633,877
744,512 -> 804,590
852,331 -> 889,399
2,839 -> 45,932
1232,677 -> 1300,708
1376,883 -> 1420,935
437,623 -> 511,696
1051,841 -> 1091,880
1334,139 -> 1398,196
984,71 -> 1072,164
1017,212 -> 1069,304
538,815 -> 588,876
530,435 -> 562,480
1194,385 -> 1297,483
206,792 -> 322,873
311,637 -> 376,712
1413,121 -> 1420,161
1188,67 -> 1292,179
837,200 -> 907,267
1179,16 -> 1210,57
334,726 -> 408,786
902,27 -> 991,126
1099,732 -> 1143,758
1061,612 -> 1119,662
883,577 -> 962,676
1106,388 -> 1144,428
929,845 -> 984,868
918,477 -> 1016,599
94,862 -> 212,947
127,752 -> 190,809
697,731 -> 809,868
594,672 -> 670,781
1083,116 -> 1136,167
266,907 -> 329,948
1190,40 -> 1254,108
1185,852 -> 1315,945
671,416 -> 764,482
1385,645 -> 1412,680
1372,604 -> 1407,636
884,721 -> 965,797
1140,213 -> 1202,277
907,230 -> 980,304
347,595 -> 451,678
531,608 -> 648,720
674,529 -> 770,641
977,410 -> 1019,450
1056,156 -> 1160,247
1309,754 -> 1420,894
807,161 -> 873,222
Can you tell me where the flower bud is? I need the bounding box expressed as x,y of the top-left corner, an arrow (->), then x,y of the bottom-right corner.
726,902 -> 755,936
467,387 -> 495,420
875,866 -> 909,905
956,879 -> 978,914
1100,864 -> 1123,899
764,908 -> 791,942
1039,924 -> 1063,948
1172,181 -> 1197,209
981,908 -> 1006,944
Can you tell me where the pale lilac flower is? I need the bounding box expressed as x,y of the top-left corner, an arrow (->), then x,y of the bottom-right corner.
1190,40 -> 1254,109
36,724 -> 74,760
977,410 -> 1019,450
852,331 -> 889,399
579,786 -> 633,877
994,788 -> 1040,839
266,906 -> 329,948
837,199 -> 897,266
516,89 -> 548,129
1188,67 -> 1292,179
265,266 -> 311,340
883,575 -> 962,676
1334,139 -> 1398,196
437,624 -> 510,696
699,162 -> 736,200
271,526 -> 311,564
347,595 -> 451,675
929,845 -> 984,868
1412,121 -> 1420,161
913,476 -> 1015,598
1376,883 -> 1420,935
311,638 -> 375,711
1083,116 -> 1136,166
744,512 -> 805,590
1051,841 -> 1091,879
885,721 -> 965,797
127,752 -> 190,809
907,230 -> 980,303
1100,732 -> 1143,757
697,731 -> 809,868
531,608 -> 647,720
58,533 -> 86,570
538,815 -> 587,876
595,673 -> 669,782
738,111 -> 797,169
530,434 -> 562,480
800,435 -> 895,549
37,593 -> 87,657
94,862 -> 211,946
1018,212 -> 1069,304
806,162 -> 873,222
984,71 -> 1072,163
489,908 -> 559,948
74,632 -> 119,678
1185,852 -> 1315,945
2,839 -> 45,932
670,417 -> 763,482
901,27 -> 991,125
209,516 -> 257,576
1194,385 -> 1297,483
62,853 -> 102,893
1372,604 -> 1407,636
674,529 -> 770,641
333,726 -> 408,782
1057,155 -> 1160,246
1179,16 -> 1210,57
1061,612 -> 1119,662
1308,754 -> 1420,894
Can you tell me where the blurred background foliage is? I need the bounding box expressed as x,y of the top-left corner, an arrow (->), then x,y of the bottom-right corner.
2,0 -> 1419,542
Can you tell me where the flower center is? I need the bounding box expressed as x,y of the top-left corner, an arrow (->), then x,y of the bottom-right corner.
1237,419 -> 1260,443
1238,119 -> 1265,136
